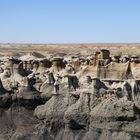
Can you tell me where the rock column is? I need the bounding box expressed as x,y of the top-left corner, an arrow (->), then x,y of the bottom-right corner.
92,78 -> 98,95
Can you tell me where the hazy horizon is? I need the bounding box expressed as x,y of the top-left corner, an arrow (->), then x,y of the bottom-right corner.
1,42 -> 140,45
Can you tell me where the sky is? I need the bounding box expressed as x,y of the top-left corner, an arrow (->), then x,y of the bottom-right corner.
0,0 -> 140,43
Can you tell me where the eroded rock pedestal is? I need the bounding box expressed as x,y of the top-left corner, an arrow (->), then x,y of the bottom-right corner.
0,83 -> 140,140
0,50 -> 140,140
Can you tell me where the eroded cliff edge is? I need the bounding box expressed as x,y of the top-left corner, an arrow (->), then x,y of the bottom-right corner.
1,90 -> 140,140
0,50 -> 140,140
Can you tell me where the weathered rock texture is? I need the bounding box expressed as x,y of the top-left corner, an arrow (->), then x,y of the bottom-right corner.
33,92 -> 140,140
0,50 -> 140,140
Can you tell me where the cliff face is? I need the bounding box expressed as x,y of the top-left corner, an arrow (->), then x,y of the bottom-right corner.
34,93 -> 140,140
0,49 -> 140,140
1,91 -> 139,140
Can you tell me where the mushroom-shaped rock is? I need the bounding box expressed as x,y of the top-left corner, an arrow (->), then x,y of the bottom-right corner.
17,77 -> 43,109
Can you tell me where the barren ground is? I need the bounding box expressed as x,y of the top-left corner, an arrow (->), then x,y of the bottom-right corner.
0,43 -> 139,56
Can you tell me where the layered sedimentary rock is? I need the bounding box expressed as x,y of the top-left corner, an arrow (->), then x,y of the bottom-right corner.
0,50 -> 140,140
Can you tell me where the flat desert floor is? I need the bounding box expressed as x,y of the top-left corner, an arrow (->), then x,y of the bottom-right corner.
0,43 -> 139,57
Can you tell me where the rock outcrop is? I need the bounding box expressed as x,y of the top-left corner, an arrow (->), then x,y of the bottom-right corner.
33,92 -> 140,140
0,50 -> 140,140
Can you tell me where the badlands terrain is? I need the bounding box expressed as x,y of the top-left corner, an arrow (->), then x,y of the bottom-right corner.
0,43 -> 140,140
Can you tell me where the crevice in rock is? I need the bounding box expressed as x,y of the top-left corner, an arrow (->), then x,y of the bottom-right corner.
69,119 -> 86,130
116,116 -> 137,122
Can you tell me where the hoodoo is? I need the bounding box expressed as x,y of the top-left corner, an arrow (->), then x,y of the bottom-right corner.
0,48 -> 140,140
